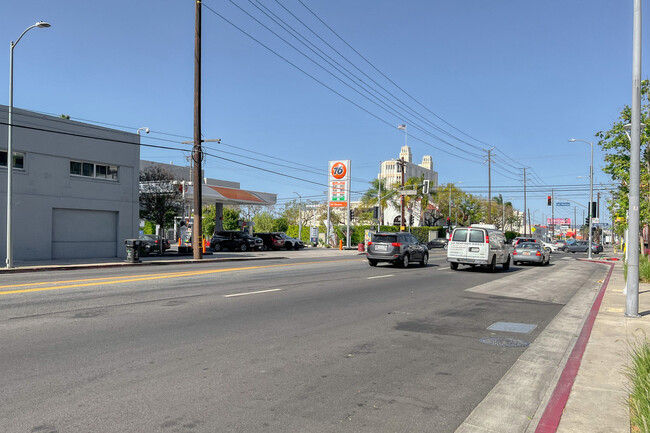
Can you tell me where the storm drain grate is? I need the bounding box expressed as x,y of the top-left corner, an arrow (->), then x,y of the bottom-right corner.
487,322 -> 537,334
479,337 -> 530,348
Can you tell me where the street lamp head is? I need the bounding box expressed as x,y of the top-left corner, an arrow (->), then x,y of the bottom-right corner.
568,139 -> 576,142
35,21 -> 51,28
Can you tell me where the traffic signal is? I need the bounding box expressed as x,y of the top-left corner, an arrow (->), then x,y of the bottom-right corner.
547,196 -> 552,206
372,206 -> 379,220
585,217 -> 589,226
422,179 -> 430,194
446,217 -> 451,227
349,208 -> 353,221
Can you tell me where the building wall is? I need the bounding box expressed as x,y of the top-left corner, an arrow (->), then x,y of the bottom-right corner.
379,146 -> 438,189
0,106 -> 140,262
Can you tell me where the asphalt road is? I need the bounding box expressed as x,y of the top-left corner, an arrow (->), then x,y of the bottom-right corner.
0,250 -> 605,432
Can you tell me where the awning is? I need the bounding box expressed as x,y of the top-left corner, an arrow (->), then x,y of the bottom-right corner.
185,184 -> 277,206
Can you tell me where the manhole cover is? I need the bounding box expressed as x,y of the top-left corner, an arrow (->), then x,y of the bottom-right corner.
479,337 -> 530,348
487,322 -> 537,334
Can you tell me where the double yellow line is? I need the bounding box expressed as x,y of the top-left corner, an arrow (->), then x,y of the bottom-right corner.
0,259 -> 358,296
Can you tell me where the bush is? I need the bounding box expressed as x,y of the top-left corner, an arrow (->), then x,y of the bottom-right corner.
625,335 -> 650,433
624,255 -> 650,284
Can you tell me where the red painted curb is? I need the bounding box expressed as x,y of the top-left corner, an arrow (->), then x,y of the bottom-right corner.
535,261 -> 615,432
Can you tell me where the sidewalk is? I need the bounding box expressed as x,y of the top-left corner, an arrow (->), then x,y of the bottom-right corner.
554,257 -> 648,433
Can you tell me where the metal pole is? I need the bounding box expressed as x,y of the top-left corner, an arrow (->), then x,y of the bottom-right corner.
192,0 -> 203,260
294,192 -> 302,240
6,42 -> 14,268
627,0 -> 641,317
326,189 -> 331,247
5,22 -> 49,268
587,141 -> 594,260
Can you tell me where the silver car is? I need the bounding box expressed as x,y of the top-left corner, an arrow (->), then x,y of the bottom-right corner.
366,232 -> 428,267
512,242 -> 550,266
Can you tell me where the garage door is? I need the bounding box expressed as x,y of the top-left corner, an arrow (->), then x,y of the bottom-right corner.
52,209 -> 118,259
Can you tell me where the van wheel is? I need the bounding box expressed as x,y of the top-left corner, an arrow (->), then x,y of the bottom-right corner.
450,262 -> 459,270
488,256 -> 497,272
401,254 -> 410,268
502,256 -> 511,270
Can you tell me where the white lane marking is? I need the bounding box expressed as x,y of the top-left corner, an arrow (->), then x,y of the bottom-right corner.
224,289 -> 283,298
367,274 -> 395,279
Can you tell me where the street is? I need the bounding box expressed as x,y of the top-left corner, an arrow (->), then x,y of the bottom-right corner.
0,250 -> 607,432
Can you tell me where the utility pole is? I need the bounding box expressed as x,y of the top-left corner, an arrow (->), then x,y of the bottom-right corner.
574,207 -> 577,239
377,174 -> 381,232
551,189 -> 555,240
400,157 -> 405,231
487,148 -> 493,224
523,168 -> 527,236
192,0 -> 203,260
627,0 -> 642,317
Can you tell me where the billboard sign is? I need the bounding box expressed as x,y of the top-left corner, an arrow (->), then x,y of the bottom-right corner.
329,160 -> 350,208
547,218 -> 571,225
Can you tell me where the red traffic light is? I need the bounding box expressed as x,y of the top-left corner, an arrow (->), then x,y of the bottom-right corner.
547,196 -> 552,206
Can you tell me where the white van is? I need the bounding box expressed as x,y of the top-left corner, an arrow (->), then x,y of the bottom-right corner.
446,225 -> 510,271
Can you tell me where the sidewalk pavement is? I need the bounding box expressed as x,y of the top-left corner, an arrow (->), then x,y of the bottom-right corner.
554,255 -> 647,433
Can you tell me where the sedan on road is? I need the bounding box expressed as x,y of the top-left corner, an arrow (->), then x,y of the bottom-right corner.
565,241 -> 589,253
513,242 -> 550,266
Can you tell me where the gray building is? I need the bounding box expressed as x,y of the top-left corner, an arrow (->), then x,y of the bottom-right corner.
0,106 -> 140,262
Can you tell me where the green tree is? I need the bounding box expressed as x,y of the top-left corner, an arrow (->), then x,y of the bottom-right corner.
253,211 -> 277,232
222,208 -> 241,230
139,166 -> 183,252
596,79 -> 650,239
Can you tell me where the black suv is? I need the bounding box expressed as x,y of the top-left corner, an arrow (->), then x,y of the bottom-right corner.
212,231 -> 263,252
366,232 -> 428,267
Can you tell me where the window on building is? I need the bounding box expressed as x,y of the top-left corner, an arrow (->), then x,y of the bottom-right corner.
70,160 -> 118,180
0,150 -> 25,169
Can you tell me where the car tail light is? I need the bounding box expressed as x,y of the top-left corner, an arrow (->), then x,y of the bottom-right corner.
536,251 -> 541,256
391,242 -> 401,247
485,235 -> 489,243
155,240 -> 159,244
513,250 -> 517,255
367,241 -> 372,246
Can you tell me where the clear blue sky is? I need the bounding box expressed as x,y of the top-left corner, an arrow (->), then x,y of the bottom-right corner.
2,0 -> 647,225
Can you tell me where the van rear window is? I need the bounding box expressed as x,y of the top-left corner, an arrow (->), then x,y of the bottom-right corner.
452,229 -> 468,242
469,229 -> 484,243
372,234 -> 397,243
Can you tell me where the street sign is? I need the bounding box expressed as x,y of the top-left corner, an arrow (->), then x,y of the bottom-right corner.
400,189 -> 418,196
556,202 -> 570,206
591,217 -> 600,224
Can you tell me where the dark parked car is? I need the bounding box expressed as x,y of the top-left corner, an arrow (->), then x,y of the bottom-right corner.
138,234 -> 170,255
212,231 -> 263,252
254,232 -> 286,250
366,232 -> 428,267
274,232 -> 304,250
427,238 -> 448,249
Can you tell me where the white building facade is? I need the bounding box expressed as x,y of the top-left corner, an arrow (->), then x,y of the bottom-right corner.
379,146 -> 438,227
0,106 -> 140,262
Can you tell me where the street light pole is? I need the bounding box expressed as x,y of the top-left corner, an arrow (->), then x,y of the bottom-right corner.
293,192 -> 302,241
569,139 -> 594,260
6,21 -> 50,268
626,0 -> 642,317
